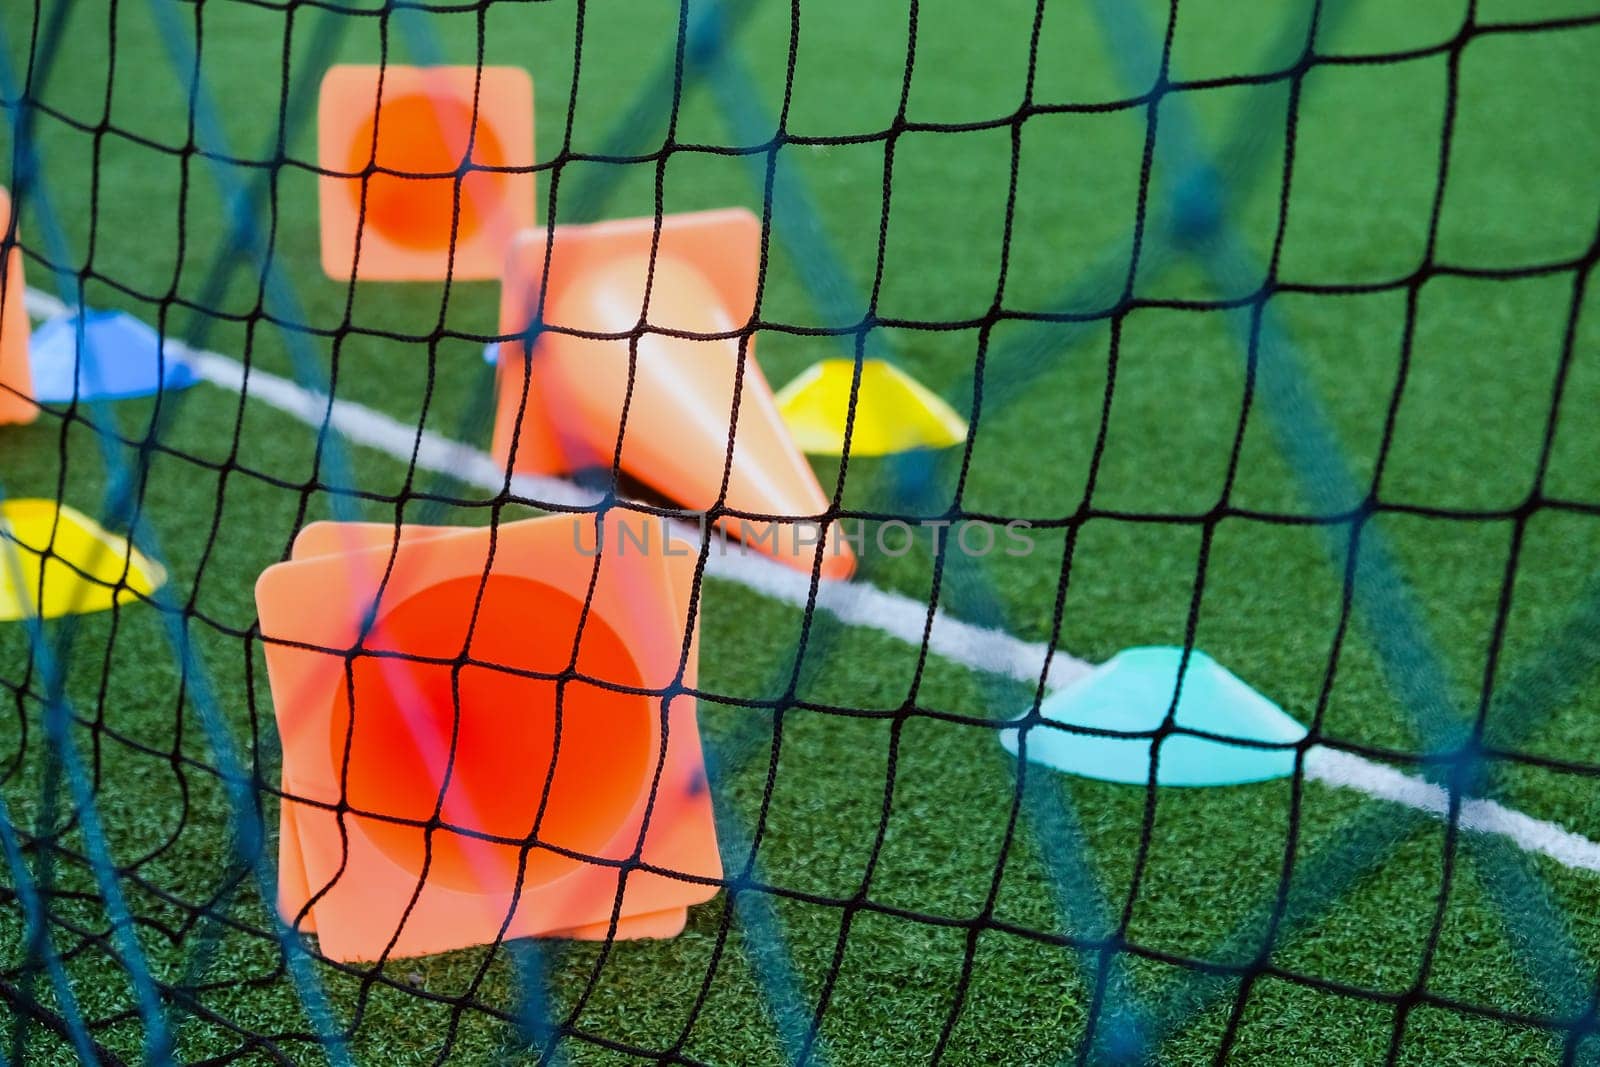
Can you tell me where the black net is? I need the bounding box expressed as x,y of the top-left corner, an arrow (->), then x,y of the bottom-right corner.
2,0 -> 1600,1063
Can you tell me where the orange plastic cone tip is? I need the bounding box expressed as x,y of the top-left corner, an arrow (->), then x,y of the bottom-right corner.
318,65 -> 535,282
493,209 -> 855,579
255,513 -> 720,961
0,187 -> 36,424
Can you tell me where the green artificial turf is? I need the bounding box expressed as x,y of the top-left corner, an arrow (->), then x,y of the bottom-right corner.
2,0 -> 1600,1062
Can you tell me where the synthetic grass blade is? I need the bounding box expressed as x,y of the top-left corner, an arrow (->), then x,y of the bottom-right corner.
1002,647 -> 1308,787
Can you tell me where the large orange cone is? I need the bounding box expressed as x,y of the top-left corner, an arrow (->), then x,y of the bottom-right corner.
318,65 -> 535,282
255,512 -> 720,962
493,209 -> 855,579
0,187 -> 36,424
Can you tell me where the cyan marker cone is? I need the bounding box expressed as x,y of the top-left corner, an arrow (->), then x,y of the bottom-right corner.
30,310 -> 197,403
0,500 -> 165,621
0,187 -> 37,425
256,513 -> 720,961
493,209 -> 855,579
775,359 -> 967,456
318,65 -> 535,281
1001,647 -> 1307,787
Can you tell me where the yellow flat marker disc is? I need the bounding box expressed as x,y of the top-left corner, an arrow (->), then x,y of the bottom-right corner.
0,500 -> 166,621
774,359 -> 968,457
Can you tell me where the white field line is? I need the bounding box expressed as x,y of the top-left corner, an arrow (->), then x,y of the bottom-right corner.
24,286 -> 1600,875
1304,748 -> 1600,872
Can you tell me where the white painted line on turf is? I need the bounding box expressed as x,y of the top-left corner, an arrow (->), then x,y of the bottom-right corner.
184,344 -> 1095,691
182,348 -> 601,512
24,287 -> 68,320
1303,747 -> 1600,873
25,287 -> 1600,875
28,289 -> 1094,688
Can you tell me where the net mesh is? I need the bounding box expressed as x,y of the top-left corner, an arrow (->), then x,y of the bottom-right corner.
2,0 -> 1600,1062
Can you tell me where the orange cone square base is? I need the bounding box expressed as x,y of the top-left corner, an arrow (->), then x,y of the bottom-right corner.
0,187 -> 36,425
493,208 -> 854,580
318,65 -> 535,282
256,513 -> 720,962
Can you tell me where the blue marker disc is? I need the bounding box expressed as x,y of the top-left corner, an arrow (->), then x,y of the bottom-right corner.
30,309 -> 198,404
1001,646 -> 1307,787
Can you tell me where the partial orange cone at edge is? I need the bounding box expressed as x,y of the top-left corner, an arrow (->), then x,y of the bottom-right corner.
256,513 -> 720,961
0,187 -> 36,425
493,209 -> 855,580
318,65 -> 535,282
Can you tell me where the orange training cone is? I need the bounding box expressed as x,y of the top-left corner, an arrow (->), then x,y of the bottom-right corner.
318,65 -> 535,282
0,187 -> 36,424
493,209 -> 855,580
255,512 -> 720,961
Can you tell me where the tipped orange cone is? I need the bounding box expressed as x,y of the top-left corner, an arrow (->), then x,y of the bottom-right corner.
318,65 -> 534,282
255,513 -> 720,961
0,187 -> 36,424
493,209 -> 855,579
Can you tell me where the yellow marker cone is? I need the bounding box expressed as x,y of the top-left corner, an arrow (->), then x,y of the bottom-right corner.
775,359 -> 967,457
0,500 -> 165,620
